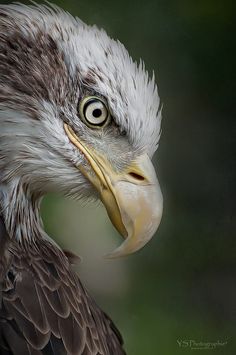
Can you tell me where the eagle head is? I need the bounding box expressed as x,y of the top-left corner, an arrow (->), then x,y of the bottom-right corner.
0,4 -> 163,257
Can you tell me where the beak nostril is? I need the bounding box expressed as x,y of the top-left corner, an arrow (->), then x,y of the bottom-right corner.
128,172 -> 145,181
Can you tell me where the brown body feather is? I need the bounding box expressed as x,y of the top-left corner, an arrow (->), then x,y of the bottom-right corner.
0,216 -> 126,354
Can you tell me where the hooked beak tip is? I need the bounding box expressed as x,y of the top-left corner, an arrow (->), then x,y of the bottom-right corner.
64,123 -> 163,259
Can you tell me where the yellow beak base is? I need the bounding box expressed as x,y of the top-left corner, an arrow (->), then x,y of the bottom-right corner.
64,123 -> 163,258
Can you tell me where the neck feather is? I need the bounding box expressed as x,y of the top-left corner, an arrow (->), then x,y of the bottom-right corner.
0,178 -> 44,243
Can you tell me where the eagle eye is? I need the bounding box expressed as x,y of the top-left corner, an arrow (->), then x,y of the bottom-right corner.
79,96 -> 111,128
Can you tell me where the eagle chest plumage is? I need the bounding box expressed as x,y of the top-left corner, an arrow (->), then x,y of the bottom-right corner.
0,216 -> 125,354
0,3 -> 163,355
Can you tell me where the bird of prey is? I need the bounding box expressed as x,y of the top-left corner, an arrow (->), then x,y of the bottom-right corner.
0,3 -> 163,355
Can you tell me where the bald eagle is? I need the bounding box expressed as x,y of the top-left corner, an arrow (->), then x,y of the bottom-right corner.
0,3 -> 163,354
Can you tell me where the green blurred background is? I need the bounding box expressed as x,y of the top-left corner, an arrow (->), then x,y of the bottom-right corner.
2,0 -> 235,353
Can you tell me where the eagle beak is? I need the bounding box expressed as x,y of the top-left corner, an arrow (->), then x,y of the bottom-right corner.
64,124 -> 163,258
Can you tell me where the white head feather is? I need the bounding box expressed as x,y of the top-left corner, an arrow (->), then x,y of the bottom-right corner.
0,3 -> 162,157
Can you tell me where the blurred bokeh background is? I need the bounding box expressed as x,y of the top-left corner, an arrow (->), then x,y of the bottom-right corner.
2,0 -> 235,353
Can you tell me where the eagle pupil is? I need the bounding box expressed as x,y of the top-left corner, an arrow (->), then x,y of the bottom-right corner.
93,108 -> 102,118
